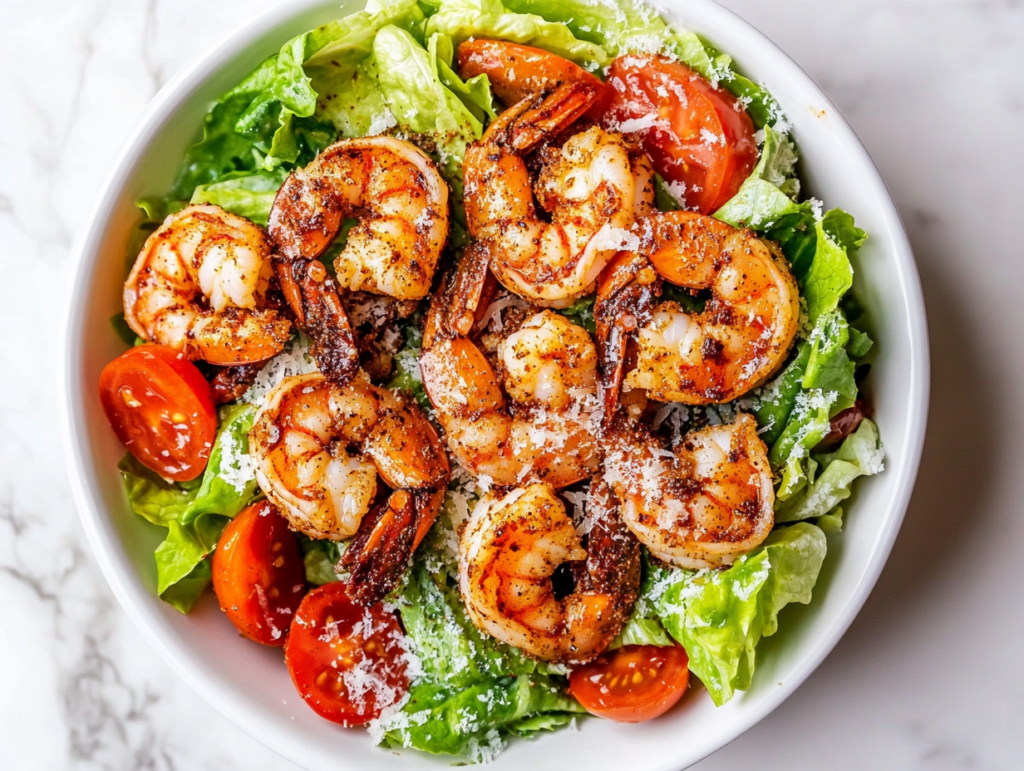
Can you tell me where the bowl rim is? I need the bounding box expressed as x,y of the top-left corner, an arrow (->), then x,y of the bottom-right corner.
59,0 -> 930,768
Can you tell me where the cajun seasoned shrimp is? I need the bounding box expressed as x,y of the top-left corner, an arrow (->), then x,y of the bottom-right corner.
596,212 -> 799,414
459,479 -> 640,663
602,413 -> 774,570
248,372 -> 449,604
420,270 -> 600,488
267,136 -> 450,385
463,82 -> 653,307
123,204 -> 291,365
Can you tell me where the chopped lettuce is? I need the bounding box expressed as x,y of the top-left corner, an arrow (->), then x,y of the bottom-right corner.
426,0 -> 607,66
650,522 -> 828,706
381,674 -> 584,759
378,560 -> 581,758
190,169 -> 288,225
715,125 -> 803,231
297,535 -> 344,585
776,419 -> 883,524
753,342 -> 811,448
119,404 -> 259,612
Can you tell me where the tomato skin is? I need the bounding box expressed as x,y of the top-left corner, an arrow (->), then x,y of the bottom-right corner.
605,55 -> 758,213
211,502 -> 307,646
457,39 -> 612,118
99,344 -> 217,481
284,582 -> 410,726
569,644 -> 690,723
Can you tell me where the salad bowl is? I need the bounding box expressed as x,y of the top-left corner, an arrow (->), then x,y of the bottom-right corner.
60,0 -> 929,768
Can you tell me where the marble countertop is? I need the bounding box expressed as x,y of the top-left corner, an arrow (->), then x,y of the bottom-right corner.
3,0 -> 1022,768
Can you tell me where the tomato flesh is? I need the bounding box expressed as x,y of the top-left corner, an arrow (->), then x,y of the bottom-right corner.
569,644 -> 690,723
284,582 -> 410,726
99,344 -> 217,481
457,39 -> 612,118
606,55 -> 758,213
212,502 -> 307,646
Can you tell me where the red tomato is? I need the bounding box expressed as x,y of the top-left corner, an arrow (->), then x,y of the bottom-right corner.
606,55 -> 758,213
98,344 -> 217,481
211,502 -> 307,646
457,39 -> 612,118
284,583 -> 410,726
569,644 -> 690,723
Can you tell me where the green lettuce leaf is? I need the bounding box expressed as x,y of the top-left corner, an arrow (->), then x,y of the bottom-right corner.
190,169 -> 288,225
426,0 -> 607,65
776,419 -> 883,524
120,404 -> 260,612
158,557 -> 213,614
803,217 -> 854,326
609,614 -> 674,650
651,522 -> 827,706
753,342 -> 811,448
381,674 -> 584,759
297,535 -> 343,585
803,310 -> 857,407
714,125 -> 803,230
180,404 -> 259,524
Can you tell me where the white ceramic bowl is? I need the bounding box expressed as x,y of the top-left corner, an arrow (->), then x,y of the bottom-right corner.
60,1 -> 929,768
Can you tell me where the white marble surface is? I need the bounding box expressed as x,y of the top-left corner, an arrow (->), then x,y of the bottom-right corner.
2,0 -> 1022,768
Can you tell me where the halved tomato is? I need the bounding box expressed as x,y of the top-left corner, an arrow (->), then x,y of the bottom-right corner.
457,39 -> 612,118
569,644 -> 690,723
284,582 -> 410,726
212,501 -> 307,646
605,55 -> 758,213
98,344 -> 217,481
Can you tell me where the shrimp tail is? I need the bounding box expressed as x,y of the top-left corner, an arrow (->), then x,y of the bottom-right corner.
446,241 -> 498,337
504,82 -> 601,153
341,486 -> 444,606
575,475 -> 641,605
595,251 -> 659,424
292,258 -> 360,387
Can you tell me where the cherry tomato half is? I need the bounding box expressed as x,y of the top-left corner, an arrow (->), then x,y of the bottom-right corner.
99,344 -> 217,481
284,582 -> 410,726
569,644 -> 690,723
212,502 -> 307,646
606,55 -> 758,213
457,39 -> 612,118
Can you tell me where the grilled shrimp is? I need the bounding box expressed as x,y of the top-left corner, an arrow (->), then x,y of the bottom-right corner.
596,212 -> 799,414
459,479 -> 640,663
420,269 -> 600,488
463,83 -> 653,307
602,413 -> 774,570
123,204 -> 291,365
267,136 -> 450,385
248,372 -> 449,604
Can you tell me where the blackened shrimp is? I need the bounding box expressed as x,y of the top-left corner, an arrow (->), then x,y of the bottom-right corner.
248,372 -> 449,604
420,267 -> 601,489
596,212 -> 799,415
459,479 -> 640,663
463,83 -> 652,307
268,136 -> 449,385
602,413 -> 774,569
123,204 -> 291,364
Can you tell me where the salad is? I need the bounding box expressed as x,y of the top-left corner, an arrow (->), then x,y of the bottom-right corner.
98,0 -> 884,762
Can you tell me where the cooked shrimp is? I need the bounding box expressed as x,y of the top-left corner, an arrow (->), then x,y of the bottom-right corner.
459,480 -> 640,663
463,83 -> 653,307
123,204 -> 291,365
267,136 -> 450,385
602,413 -> 774,570
248,372 -> 449,603
420,271 -> 600,488
596,212 -> 799,413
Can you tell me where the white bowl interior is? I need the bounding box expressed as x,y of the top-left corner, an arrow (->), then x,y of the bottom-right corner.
61,1 -> 929,769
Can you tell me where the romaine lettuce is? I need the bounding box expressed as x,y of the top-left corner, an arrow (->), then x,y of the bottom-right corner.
650,522 -> 828,706
776,419 -> 883,524
119,404 -> 259,612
